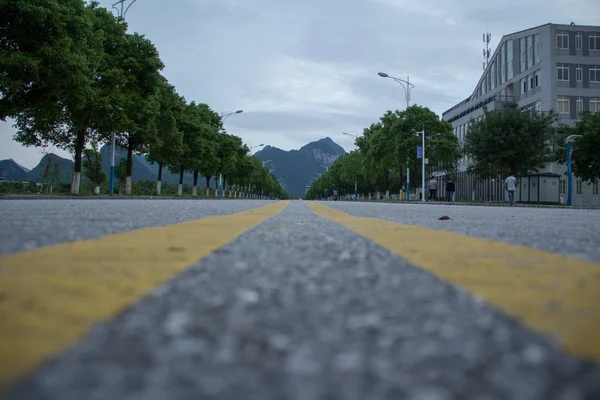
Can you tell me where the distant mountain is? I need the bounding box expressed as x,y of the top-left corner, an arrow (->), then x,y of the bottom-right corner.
0,159 -> 29,181
254,137 -> 346,198
98,144 -> 212,187
27,154 -> 74,183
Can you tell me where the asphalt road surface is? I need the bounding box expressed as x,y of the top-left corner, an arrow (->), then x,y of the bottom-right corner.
0,199 -> 599,400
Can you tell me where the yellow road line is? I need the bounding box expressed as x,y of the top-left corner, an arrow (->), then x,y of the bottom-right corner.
307,202 -> 600,363
0,201 -> 290,386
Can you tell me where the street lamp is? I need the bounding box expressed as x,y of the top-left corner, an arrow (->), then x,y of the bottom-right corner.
218,109 -> 244,198
342,132 -> 360,200
378,71 -> 416,199
566,134 -> 582,206
109,0 -> 138,196
377,72 -> 414,109
417,129 -> 426,202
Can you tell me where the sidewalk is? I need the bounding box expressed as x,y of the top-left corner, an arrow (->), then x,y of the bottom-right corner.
0,194 -> 269,201
330,198 -> 600,210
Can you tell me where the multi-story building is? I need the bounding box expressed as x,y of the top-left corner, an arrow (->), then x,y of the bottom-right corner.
440,23 -> 600,206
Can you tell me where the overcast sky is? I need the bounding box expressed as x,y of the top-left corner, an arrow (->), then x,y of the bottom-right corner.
2,0 -> 598,169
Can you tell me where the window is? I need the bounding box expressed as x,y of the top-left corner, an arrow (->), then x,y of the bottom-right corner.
499,43 -> 505,84
593,181 -> 599,195
576,98 -> 583,113
590,67 -> 600,82
557,96 -> 570,114
576,180 -> 582,195
521,78 -> 527,94
560,180 -> 566,195
591,98 -> 600,113
576,65 -> 583,82
534,34 -> 540,64
556,32 -> 569,49
507,40 -> 514,79
557,64 -> 569,81
534,70 -> 540,87
576,33 -> 583,50
527,36 -> 534,68
590,34 -> 600,51
491,61 -> 496,89
520,37 -> 526,72
529,74 -> 534,90
534,101 -> 542,112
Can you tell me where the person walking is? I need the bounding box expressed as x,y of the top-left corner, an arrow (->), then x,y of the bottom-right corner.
504,173 -> 518,207
428,177 -> 438,201
446,178 -> 455,202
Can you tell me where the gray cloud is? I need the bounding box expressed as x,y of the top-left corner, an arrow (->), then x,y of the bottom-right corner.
1,0 -> 597,168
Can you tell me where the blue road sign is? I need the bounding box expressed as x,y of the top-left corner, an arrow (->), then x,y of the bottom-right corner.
417,146 -> 423,159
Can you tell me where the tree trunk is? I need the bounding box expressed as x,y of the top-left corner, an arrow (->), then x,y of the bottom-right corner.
71,129 -> 85,194
94,186 -> 100,195
178,166 -> 184,196
125,143 -> 133,195
157,162 -> 163,195
192,170 -> 199,197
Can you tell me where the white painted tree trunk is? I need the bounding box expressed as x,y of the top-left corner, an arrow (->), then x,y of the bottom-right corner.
205,188 -> 210,196
192,186 -> 197,197
49,185 -> 53,194
71,172 -> 80,194
386,190 -> 389,199
125,176 -> 132,195
94,186 -> 100,195
156,181 -> 162,195
177,184 -> 183,196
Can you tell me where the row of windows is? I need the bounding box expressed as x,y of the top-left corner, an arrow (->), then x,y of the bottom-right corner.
557,64 -> 600,82
475,34 -> 540,100
557,32 -> 600,51
557,97 -> 600,114
521,70 -> 540,94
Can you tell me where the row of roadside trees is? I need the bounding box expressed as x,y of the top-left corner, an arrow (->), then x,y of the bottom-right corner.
306,103 -> 599,200
0,0 -> 288,199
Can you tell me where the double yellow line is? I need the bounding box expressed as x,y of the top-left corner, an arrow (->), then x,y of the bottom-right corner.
0,200 -> 598,388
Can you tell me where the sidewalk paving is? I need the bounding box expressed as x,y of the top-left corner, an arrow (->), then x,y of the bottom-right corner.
0,194 -> 268,201
328,198 -> 600,210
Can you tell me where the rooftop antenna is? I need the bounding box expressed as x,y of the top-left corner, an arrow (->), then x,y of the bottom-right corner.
483,21 -> 491,71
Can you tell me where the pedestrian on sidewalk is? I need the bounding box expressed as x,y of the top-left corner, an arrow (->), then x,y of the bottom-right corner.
446,178 -> 455,202
428,177 -> 438,201
503,173 -> 518,207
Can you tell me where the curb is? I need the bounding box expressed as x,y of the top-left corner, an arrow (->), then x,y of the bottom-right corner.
0,195 -> 275,201
317,199 -> 600,210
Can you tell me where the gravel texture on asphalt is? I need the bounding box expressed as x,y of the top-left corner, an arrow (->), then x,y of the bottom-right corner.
318,201 -> 600,263
0,199 -> 275,256
2,201 -> 599,400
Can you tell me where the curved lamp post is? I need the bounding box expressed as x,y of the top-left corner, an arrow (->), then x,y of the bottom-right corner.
377,72 -> 414,109
109,0 -> 138,196
566,134 -> 582,206
218,109 -> 244,198
378,71 -> 417,200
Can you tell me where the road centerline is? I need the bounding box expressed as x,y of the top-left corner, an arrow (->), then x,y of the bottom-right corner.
0,200 -> 290,387
306,201 -> 600,364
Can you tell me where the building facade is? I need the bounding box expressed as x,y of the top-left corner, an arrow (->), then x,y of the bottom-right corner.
440,23 -> 600,206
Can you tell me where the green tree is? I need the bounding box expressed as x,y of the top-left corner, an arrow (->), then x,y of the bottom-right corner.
1,0 -> 107,194
83,142 -> 106,194
114,158 -> 127,194
555,111 -> 600,183
146,78 -> 185,195
464,107 -> 558,178
108,32 -> 164,195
